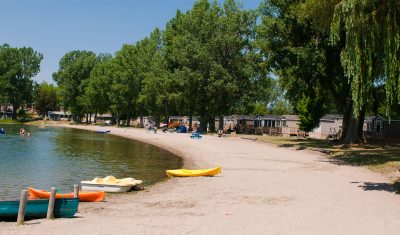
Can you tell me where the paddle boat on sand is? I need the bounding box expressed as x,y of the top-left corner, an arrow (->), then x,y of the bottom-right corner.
0,198 -> 78,220
166,166 -> 221,177
28,187 -> 105,202
81,176 -> 143,193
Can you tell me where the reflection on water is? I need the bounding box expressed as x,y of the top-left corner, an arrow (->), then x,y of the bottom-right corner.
0,125 -> 182,200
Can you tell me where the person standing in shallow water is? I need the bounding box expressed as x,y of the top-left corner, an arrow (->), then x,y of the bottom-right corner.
20,128 -> 25,135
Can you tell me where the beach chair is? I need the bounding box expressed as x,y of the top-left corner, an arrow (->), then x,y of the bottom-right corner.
190,132 -> 202,139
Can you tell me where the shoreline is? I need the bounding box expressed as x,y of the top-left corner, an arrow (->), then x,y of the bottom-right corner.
2,123 -> 400,234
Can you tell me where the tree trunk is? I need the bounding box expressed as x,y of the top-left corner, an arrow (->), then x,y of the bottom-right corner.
188,116 -> 193,132
357,108 -> 366,143
140,116 -> 143,127
164,116 -> 169,126
209,116 -> 216,133
11,104 -> 18,120
343,115 -> 359,144
218,116 -> 224,130
200,115 -> 208,133
94,112 -> 97,124
116,113 -> 120,126
126,113 -> 131,127
155,116 -> 160,128
342,101 -> 365,144
340,99 -> 352,143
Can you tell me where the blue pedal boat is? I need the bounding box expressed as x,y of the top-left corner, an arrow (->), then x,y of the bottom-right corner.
0,198 -> 79,220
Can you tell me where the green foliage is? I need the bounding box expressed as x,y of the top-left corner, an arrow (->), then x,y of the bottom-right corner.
252,102 -> 268,115
50,0 -> 282,127
269,99 -> 294,115
53,50 -> 97,122
33,82 -> 59,115
164,0 -> 264,130
257,0 -> 350,131
296,95 -> 326,132
0,44 -> 42,119
331,0 -> 400,117
138,29 -> 182,120
82,54 -> 112,117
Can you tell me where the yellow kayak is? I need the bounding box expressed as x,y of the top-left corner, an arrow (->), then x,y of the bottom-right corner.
166,166 -> 221,177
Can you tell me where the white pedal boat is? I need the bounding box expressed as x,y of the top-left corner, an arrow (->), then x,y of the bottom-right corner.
81,176 -> 143,193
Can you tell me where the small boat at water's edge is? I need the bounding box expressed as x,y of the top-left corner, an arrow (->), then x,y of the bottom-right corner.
95,130 -> 111,133
81,176 -> 143,193
0,198 -> 78,220
166,166 -> 221,177
28,187 -> 105,202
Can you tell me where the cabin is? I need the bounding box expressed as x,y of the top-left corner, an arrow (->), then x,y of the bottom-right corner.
130,116 -> 153,127
254,115 -> 281,135
279,115 -> 300,137
214,116 -> 234,130
310,114 -> 343,139
364,116 -> 385,132
91,114 -> 113,124
167,116 -> 201,129
189,116 -> 201,129
168,116 -> 188,127
48,111 -> 71,121
362,116 -> 385,140
229,115 -> 255,133
0,105 -> 13,119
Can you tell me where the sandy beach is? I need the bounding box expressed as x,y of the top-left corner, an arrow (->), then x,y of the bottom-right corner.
2,125 -> 400,235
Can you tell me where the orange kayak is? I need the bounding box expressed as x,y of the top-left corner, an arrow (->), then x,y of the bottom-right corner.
28,187 -> 105,202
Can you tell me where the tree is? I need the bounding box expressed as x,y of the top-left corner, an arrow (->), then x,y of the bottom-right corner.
108,44 -> 142,126
329,0 -> 400,142
257,0 -> 359,139
331,0 -> 400,118
53,50 -> 97,123
33,82 -> 59,116
0,44 -> 42,119
137,29 -> 182,126
164,0 -> 261,132
81,54 -> 113,123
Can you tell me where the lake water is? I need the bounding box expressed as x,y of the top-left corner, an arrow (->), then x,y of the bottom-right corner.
0,125 -> 182,200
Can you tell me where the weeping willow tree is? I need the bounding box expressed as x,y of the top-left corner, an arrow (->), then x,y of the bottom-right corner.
331,0 -> 400,119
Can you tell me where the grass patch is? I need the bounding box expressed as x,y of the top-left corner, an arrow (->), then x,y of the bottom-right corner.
245,135 -> 400,175
0,119 -> 23,124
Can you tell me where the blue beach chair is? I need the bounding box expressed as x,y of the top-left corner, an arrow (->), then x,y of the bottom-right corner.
190,132 -> 202,139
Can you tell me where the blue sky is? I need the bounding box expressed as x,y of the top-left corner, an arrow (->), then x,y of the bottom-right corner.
0,0 -> 262,84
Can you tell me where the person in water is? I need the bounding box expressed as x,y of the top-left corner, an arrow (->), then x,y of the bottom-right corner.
20,128 -> 25,135
27,131 -> 31,136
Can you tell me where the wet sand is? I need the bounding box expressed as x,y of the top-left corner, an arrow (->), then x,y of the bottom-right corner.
1,125 -> 400,235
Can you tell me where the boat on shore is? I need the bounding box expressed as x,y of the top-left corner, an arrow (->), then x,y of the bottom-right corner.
28,187 -> 105,202
95,130 -> 111,133
0,198 -> 78,220
166,166 -> 221,177
81,176 -> 143,193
